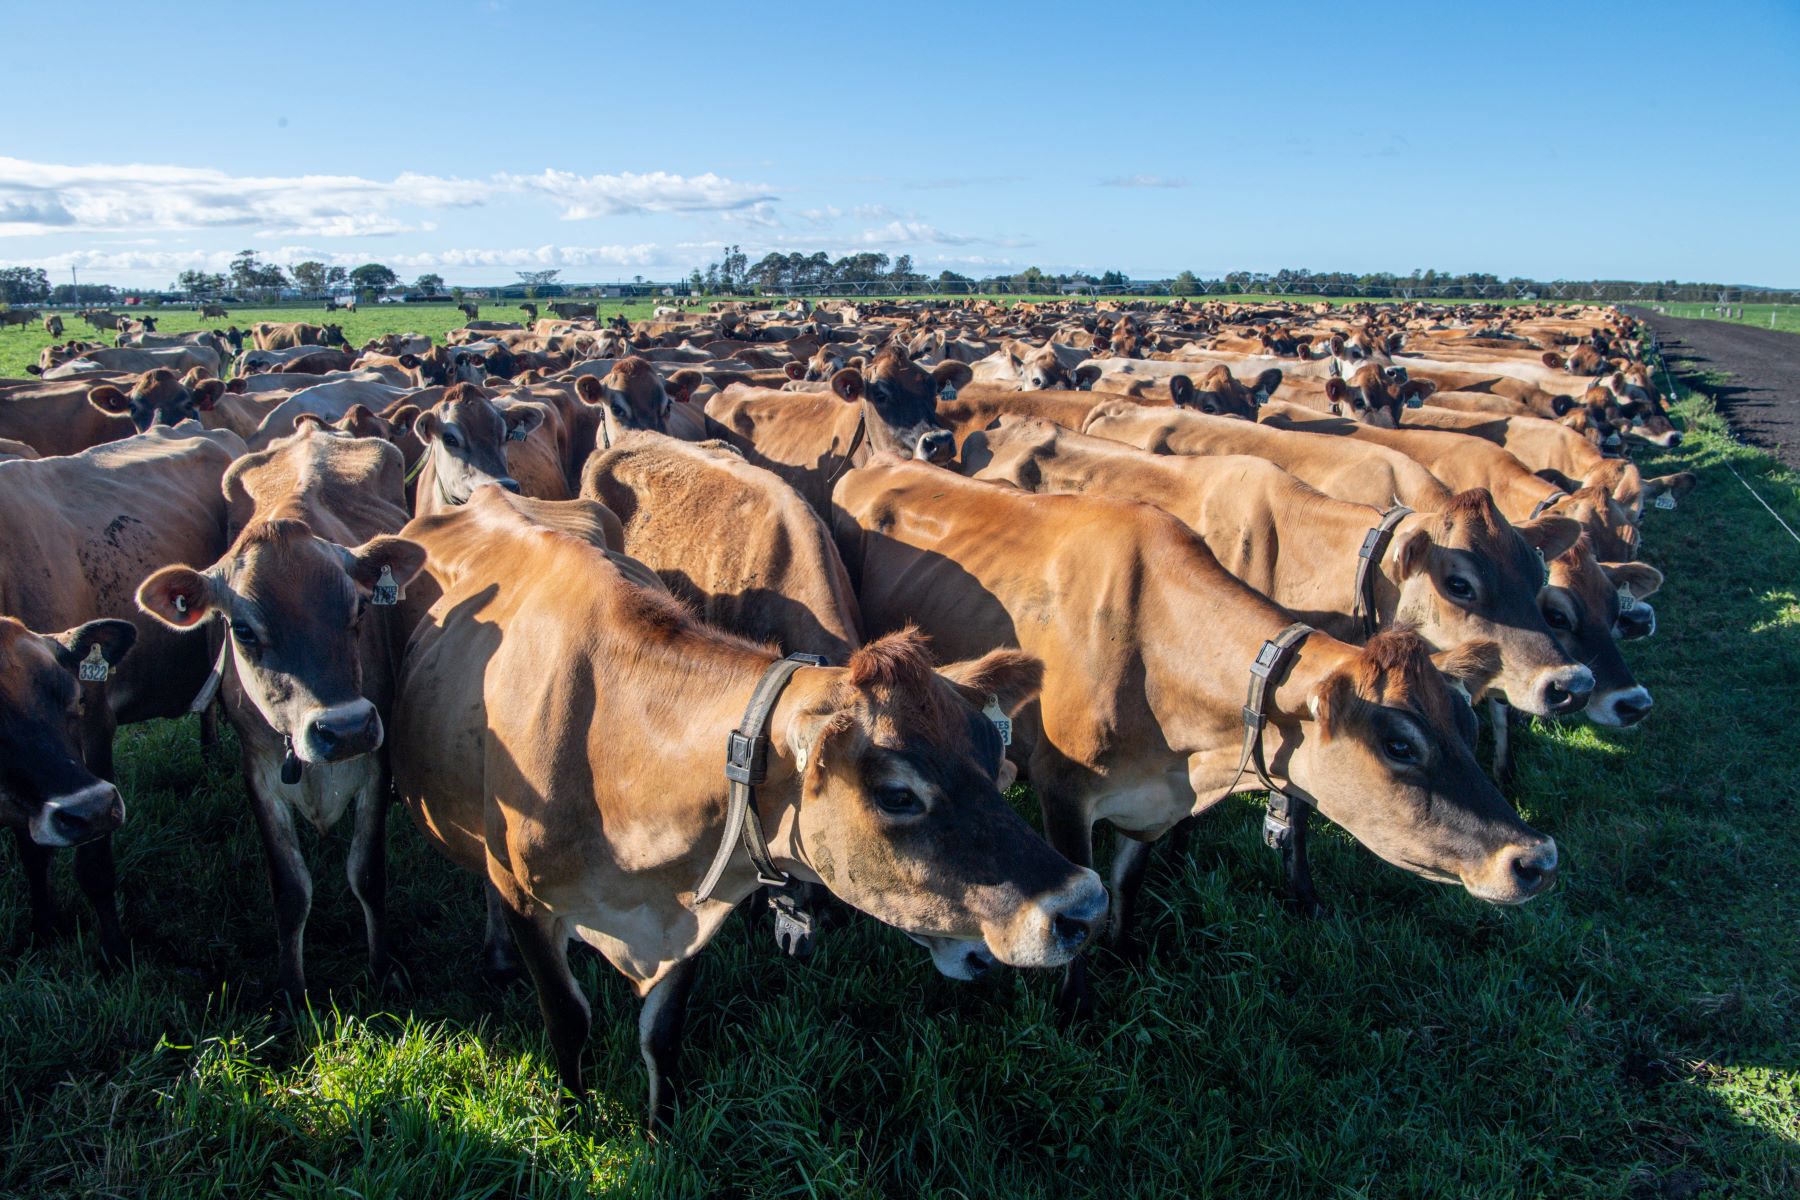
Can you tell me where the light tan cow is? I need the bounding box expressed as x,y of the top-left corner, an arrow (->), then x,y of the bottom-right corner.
833,457 -> 1557,1020
389,485 -> 1107,1123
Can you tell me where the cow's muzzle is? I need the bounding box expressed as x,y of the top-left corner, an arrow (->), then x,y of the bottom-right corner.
989,869 -> 1108,968
29,782 -> 126,848
300,700 -> 383,763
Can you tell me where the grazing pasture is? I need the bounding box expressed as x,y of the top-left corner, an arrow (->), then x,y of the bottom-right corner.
2,302 -> 1797,1200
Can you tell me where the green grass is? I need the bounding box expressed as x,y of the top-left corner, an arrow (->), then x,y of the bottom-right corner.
3,330 -> 1798,1199
1648,303 -> 1800,336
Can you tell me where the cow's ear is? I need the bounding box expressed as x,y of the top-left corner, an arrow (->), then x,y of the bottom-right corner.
499,401 -> 546,441
293,413 -> 331,432
52,619 -> 137,674
413,408 -> 444,443
87,385 -> 131,415
25,363 -> 43,375
574,374 -> 604,405
386,404 -> 421,433
1431,639 -> 1502,695
192,379 -> 226,411
1392,527 -> 1432,580
344,535 -> 428,595
136,565 -> 221,630
398,353 -> 422,369
931,360 -> 973,391
1169,374 -> 1195,407
667,369 -> 703,403
1643,471 -> 1697,504
1072,361 -> 1103,390
1307,669 -> 1357,740
1542,352 -> 1566,369
830,367 -> 865,403
1324,377 -> 1350,405
938,647 -> 1044,717
1602,561 -> 1663,603
1254,368 -> 1283,400
784,361 -> 806,380
1515,515 -> 1582,562
1550,393 -> 1574,416
1535,467 -> 1579,493
226,377 -> 247,394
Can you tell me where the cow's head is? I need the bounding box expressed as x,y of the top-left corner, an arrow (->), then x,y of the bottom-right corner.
839,346 -> 967,464
137,444 -> 426,766
0,616 -> 134,847
1603,368 -> 1683,448
411,384 -> 545,505
321,323 -> 348,348
1170,365 -> 1282,418
1279,629 -> 1557,904
1326,363 -> 1433,426
87,368 -> 225,431
781,628 -> 1106,977
573,356 -> 700,442
1541,540 -> 1661,728
1004,342 -> 1079,391
1388,489 -> 1593,716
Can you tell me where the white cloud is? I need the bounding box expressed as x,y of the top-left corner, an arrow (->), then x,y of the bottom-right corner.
495,167 -> 776,220
0,156 -> 778,238
852,220 -> 981,246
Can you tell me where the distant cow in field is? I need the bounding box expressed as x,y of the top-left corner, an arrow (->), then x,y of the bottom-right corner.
251,321 -> 347,351
43,314 -> 64,337
548,301 -> 597,320
458,303 -> 479,322
519,302 -> 538,323
198,304 -> 228,318
324,296 -> 357,313
81,310 -> 122,331
0,308 -> 40,331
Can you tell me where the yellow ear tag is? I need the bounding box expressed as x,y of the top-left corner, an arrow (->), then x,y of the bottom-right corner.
372,565 -> 401,606
983,696 -> 1012,746
78,644 -> 110,683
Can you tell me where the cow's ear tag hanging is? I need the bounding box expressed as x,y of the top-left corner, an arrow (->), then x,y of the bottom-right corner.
1617,584 -> 1637,611
78,644 -> 111,683
1405,392 -> 1425,409
1536,546 -> 1549,585
1654,491 -> 1677,511
983,695 -> 1013,746
507,426 -> 528,442
372,565 -> 401,606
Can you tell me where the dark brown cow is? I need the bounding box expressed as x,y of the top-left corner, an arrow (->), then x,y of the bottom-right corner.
390,486 -> 1106,1123
834,457 -> 1556,1018
0,426 -> 242,962
136,425 -> 425,996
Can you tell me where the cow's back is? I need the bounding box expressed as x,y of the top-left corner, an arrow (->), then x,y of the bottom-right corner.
582,433 -> 861,662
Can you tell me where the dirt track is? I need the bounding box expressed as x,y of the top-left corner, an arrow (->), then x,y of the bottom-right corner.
1627,307 -> 1800,469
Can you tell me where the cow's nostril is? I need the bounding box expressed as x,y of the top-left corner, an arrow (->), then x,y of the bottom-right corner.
49,807 -> 90,842
1053,913 -> 1093,949
1510,857 -> 1544,892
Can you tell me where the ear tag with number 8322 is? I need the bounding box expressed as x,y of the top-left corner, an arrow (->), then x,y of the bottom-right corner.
78,644 -> 110,683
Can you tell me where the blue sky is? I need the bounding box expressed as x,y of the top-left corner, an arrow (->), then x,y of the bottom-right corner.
4,0 -> 1796,287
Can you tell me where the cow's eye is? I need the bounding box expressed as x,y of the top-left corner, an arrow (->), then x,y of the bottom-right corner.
1382,737 -> 1420,766
873,784 -> 924,816
230,621 -> 259,648
1543,606 -> 1573,631
1445,575 -> 1475,601
443,430 -> 461,449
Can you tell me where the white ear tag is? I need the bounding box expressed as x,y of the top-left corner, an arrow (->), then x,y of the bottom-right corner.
372,565 -> 402,606
795,741 -> 810,775
78,643 -> 111,683
983,695 -> 1012,746
1616,583 -> 1636,611
1536,546 -> 1549,584
1653,492 -> 1676,511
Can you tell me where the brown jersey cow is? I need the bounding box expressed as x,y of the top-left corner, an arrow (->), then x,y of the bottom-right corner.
388,486 -> 1106,1124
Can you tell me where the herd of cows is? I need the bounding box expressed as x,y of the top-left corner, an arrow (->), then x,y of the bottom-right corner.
0,295 -> 1695,1128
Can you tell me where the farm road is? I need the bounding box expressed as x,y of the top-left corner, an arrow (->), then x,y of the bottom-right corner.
1628,306 -> 1800,470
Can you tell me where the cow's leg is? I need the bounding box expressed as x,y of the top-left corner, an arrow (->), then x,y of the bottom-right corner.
73,701 -> 127,963
345,782 -> 393,987
248,779 -> 312,999
639,957 -> 698,1132
1164,815 -> 1198,862
1041,795 -> 1096,1024
1274,796 -> 1325,919
1489,698 -> 1515,786
480,882 -> 524,984
501,903 -> 590,1103
11,827 -> 58,948
1106,834 -> 1155,966
73,835 -> 128,967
